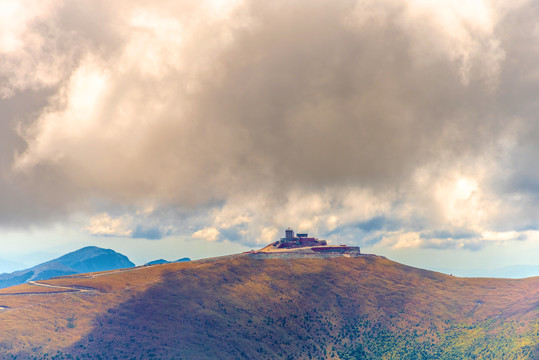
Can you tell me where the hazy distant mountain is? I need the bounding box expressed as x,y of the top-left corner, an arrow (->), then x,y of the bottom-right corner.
0,258 -> 26,274
0,246 -> 134,289
441,264 -> 539,278
0,254 -> 536,359
483,265 -> 539,278
145,257 -> 191,265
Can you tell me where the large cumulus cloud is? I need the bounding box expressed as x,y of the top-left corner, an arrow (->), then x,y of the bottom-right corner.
1,0 -> 539,249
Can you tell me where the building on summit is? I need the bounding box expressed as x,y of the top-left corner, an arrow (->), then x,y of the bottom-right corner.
277,228 -> 327,248
271,228 -> 360,254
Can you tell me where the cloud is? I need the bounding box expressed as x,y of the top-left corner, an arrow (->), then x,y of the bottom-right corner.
132,225 -> 163,240
13,0 -> 509,198
86,213 -> 132,237
1,0 -> 539,251
192,227 -> 221,242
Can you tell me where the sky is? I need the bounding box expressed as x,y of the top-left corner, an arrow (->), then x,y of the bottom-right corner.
1,0 -> 539,276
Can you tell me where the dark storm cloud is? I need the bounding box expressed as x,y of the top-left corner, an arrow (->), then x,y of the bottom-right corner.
191,1 -> 502,195
0,90 -> 79,226
12,0 -> 504,201
1,0 -> 539,246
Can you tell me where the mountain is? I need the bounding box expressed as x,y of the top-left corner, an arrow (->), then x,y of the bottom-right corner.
49,246 -> 135,273
437,264 -> 539,278
472,265 -> 539,279
145,257 -> 191,265
0,253 -> 537,359
0,246 -> 134,289
490,264 -> 539,278
0,258 -> 25,274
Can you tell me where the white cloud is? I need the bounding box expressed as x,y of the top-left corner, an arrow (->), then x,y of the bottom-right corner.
481,230 -> 521,242
86,213 -> 132,237
192,227 -> 220,242
382,231 -> 423,249
259,227 -> 278,245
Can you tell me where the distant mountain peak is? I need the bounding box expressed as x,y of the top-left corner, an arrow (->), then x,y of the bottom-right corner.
0,246 -> 135,289
145,258 -> 191,266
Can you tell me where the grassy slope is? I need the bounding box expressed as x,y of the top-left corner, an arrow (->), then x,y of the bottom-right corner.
0,255 -> 536,359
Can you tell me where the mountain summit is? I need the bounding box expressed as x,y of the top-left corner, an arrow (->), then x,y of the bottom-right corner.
0,246 -> 134,289
48,246 -> 134,273
256,228 -> 360,255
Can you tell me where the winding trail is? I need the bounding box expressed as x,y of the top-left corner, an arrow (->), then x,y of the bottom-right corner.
0,259 -> 217,316
28,281 -> 96,293
0,281 -> 97,296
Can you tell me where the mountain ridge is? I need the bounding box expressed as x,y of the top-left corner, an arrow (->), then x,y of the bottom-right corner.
145,257 -> 191,265
0,253 -> 536,358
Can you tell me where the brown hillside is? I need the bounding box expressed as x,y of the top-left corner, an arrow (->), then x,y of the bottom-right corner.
0,254 -> 537,359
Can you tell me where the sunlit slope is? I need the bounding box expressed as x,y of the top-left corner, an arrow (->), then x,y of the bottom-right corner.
0,255 -> 537,359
